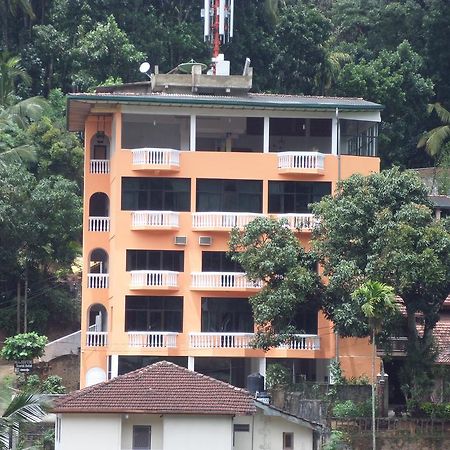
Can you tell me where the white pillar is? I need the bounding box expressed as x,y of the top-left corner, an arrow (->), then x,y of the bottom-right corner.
188,356 -> 195,371
190,114 -> 196,151
263,116 -> 270,153
259,357 -> 266,380
331,113 -> 339,155
110,354 -> 119,379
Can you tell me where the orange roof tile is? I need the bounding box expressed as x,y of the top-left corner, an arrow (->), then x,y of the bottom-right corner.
53,361 -> 256,415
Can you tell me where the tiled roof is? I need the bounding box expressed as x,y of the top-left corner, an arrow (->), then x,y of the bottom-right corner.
53,361 -> 256,415
434,322 -> 450,364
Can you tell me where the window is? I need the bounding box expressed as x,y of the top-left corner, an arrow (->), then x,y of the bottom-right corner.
269,181 -> 331,214
133,425 -> 151,450
283,432 -> 294,450
202,252 -> 243,272
270,118 -> 306,136
121,177 -> 190,211
196,179 -> 262,213
126,250 -> 184,272
201,297 -> 253,332
310,119 -> 332,137
125,296 -> 183,332
234,424 -> 250,432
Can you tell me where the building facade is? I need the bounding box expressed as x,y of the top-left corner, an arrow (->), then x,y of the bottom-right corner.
67,65 -> 383,388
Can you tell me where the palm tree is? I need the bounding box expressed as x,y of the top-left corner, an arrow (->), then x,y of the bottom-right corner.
417,103 -> 450,159
0,51 -> 31,107
352,281 -> 397,450
0,0 -> 35,51
0,391 -> 47,449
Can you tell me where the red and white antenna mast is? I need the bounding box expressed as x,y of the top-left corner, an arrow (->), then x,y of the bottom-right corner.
202,0 -> 234,71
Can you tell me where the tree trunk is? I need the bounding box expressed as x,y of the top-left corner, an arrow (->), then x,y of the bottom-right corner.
1,7 -> 8,51
372,329 -> 376,450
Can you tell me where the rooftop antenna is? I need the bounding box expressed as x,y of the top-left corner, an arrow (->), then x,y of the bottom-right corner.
202,0 -> 234,73
139,62 -> 151,80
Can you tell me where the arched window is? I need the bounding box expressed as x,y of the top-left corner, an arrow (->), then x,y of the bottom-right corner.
89,193 -> 110,217
88,303 -> 108,332
90,132 -> 110,160
89,248 -> 109,274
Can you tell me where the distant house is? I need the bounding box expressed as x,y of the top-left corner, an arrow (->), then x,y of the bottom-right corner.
53,361 -> 320,450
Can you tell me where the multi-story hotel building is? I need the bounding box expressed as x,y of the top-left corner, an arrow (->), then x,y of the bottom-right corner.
67,63 -> 382,388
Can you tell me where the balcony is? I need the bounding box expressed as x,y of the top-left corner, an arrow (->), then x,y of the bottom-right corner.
189,332 -> 254,349
128,331 -> 178,348
90,159 -> 110,174
87,274 -> 109,289
277,151 -> 325,175
88,217 -> 110,232
130,270 -> 179,290
191,272 -> 262,291
275,213 -> 317,231
189,333 -> 320,350
377,337 -> 408,356
192,212 -> 264,231
131,211 -> 179,230
131,148 -> 180,171
86,331 -> 108,347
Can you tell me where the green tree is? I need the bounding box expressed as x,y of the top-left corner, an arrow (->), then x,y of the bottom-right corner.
0,391 -> 47,450
0,0 -> 34,51
335,41 -> 434,168
0,51 -> 30,106
229,217 -> 323,350
0,332 -> 47,361
312,168 -> 450,403
71,15 -> 145,90
418,103 -> 450,159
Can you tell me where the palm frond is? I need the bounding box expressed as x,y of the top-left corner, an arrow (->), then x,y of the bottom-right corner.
0,145 -> 37,167
425,126 -> 450,157
428,103 -> 450,125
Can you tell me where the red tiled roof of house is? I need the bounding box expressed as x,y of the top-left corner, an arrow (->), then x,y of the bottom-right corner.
434,322 -> 450,364
53,361 -> 256,415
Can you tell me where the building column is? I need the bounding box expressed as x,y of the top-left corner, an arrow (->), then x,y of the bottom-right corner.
331,108 -> 339,155
258,357 -> 266,379
190,114 -> 196,151
188,356 -> 195,371
110,354 -> 119,379
263,116 -> 270,153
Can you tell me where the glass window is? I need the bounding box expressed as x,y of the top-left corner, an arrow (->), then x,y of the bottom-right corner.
283,432 -> 294,450
202,252 -> 243,272
269,181 -> 331,213
201,298 -> 253,332
121,177 -> 190,211
197,179 -> 262,213
125,296 -> 183,332
270,118 -> 306,136
133,426 -> 151,450
310,119 -> 332,137
126,250 -> 184,272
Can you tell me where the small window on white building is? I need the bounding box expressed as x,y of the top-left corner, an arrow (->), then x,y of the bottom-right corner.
283,432 -> 294,450
133,425 -> 151,450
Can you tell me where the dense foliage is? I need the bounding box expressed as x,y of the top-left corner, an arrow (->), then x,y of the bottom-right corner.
0,332 -> 47,361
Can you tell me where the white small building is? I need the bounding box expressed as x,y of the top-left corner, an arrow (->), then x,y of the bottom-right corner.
53,361 -> 320,450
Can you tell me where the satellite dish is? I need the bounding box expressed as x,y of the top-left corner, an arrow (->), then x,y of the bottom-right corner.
139,62 -> 151,74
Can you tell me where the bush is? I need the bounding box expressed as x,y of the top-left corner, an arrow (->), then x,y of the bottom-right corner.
19,374 -> 66,394
266,363 -> 291,388
332,399 -> 372,418
419,402 -> 450,419
1,332 -> 48,361
323,430 -> 351,450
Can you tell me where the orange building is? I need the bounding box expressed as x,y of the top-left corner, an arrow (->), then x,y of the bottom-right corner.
67,64 -> 382,388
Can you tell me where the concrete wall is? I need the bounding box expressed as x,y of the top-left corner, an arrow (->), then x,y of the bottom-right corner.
56,414 -> 121,450
121,414 -> 163,450
163,415 -> 233,450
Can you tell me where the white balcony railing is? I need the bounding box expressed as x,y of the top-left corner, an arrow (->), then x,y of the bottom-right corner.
191,272 -> 262,290
192,212 -> 264,230
189,332 -> 254,349
279,334 -> 321,350
276,213 -> 317,231
189,332 -> 320,350
90,159 -> 110,174
132,148 -> 180,167
86,331 -> 108,347
130,270 -> 179,289
131,211 -> 179,229
128,331 -> 178,348
88,217 -> 110,232
278,152 -> 325,171
87,273 -> 109,289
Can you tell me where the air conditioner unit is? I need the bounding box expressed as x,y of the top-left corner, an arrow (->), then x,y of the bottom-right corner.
174,236 -> 187,246
199,236 -> 212,246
